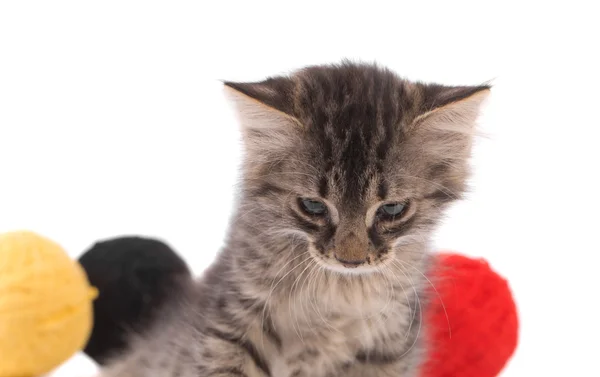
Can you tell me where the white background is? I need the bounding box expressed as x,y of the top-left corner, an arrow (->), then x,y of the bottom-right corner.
1,1 -> 599,376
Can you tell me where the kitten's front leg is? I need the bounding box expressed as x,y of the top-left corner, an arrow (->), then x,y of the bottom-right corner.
97,328 -> 270,377
193,327 -> 271,377
342,360 -> 419,377
339,346 -> 423,377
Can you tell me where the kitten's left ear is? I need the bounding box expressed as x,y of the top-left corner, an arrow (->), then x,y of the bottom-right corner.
409,83 -> 491,159
412,84 -> 491,134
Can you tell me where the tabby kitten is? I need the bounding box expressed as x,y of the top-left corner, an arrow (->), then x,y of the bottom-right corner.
101,62 -> 489,377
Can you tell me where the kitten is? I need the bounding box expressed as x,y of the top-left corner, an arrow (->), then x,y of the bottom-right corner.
101,62 -> 489,377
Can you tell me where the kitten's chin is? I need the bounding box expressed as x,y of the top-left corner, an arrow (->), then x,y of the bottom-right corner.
321,263 -> 382,276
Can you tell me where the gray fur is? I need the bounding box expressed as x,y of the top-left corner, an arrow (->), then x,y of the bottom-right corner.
100,62 -> 489,377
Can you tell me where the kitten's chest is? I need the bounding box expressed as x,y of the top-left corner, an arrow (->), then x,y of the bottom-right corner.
269,319 -> 367,377
266,299 -> 407,377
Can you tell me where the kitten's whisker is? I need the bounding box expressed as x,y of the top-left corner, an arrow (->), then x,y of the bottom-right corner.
243,156 -> 320,173
381,173 -> 460,199
245,171 -> 319,180
231,206 -> 261,223
362,265 -> 394,327
387,259 -> 423,352
399,278 -> 423,358
314,266 -> 341,334
259,252 -> 309,349
300,261 -> 320,336
381,264 -> 408,320
266,228 -> 309,240
399,293 -> 423,359
289,259 -> 314,344
396,259 -> 451,339
391,234 -> 426,250
388,261 -> 419,340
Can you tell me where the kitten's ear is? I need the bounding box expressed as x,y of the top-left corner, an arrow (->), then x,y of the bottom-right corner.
409,84 -> 491,159
223,78 -> 301,155
224,77 -> 296,116
413,84 -> 490,133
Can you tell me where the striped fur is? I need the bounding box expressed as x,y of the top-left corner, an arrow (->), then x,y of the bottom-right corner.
100,62 -> 489,377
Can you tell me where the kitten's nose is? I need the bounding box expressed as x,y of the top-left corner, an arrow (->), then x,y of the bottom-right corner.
334,231 -> 368,268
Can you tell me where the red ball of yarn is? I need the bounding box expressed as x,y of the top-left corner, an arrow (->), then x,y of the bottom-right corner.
421,253 -> 519,377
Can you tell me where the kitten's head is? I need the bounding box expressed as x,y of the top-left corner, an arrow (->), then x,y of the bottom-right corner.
225,62 -> 489,275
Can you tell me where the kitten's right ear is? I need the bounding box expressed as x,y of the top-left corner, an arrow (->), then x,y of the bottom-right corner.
223,79 -> 301,155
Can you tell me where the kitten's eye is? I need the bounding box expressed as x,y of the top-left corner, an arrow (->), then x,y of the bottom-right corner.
299,198 -> 328,216
377,202 -> 407,220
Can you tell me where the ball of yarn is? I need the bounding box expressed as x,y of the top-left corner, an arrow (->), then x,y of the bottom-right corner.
79,236 -> 191,365
421,253 -> 519,377
0,231 -> 97,377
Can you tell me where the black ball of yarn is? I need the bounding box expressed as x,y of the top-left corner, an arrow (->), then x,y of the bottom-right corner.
78,236 -> 192,365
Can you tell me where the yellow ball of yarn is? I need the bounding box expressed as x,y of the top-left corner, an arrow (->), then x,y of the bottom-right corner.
0,231 -> 98,377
